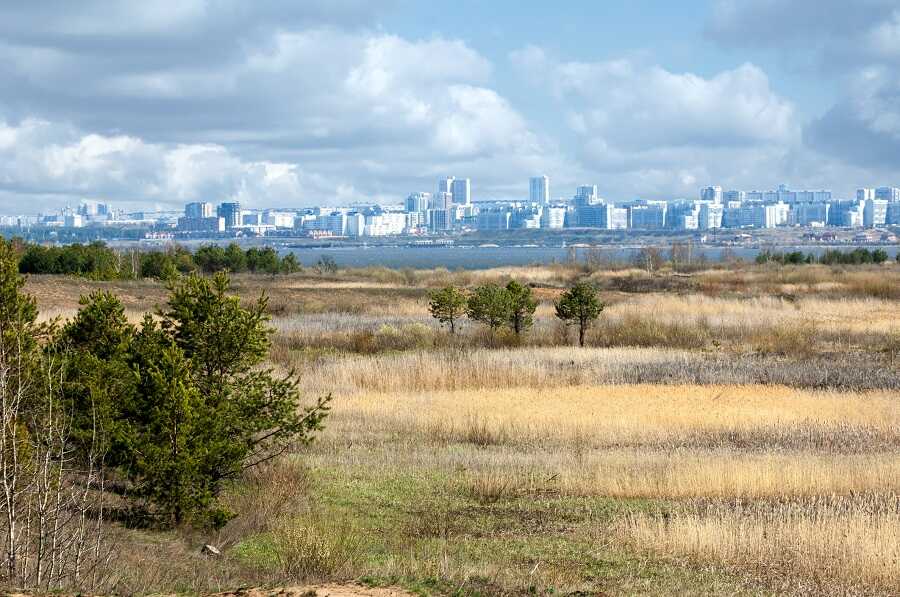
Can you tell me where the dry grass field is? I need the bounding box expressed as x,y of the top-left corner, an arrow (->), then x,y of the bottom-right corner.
22,262 -> 900,595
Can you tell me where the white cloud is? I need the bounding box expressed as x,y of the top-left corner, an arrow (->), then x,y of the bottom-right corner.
513,47 -> 795,150
0,118 -> 349,211
510,47 -> 802,198
0,10 -> 556,210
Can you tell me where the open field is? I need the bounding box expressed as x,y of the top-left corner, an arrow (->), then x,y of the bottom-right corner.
20,262 -> 900,595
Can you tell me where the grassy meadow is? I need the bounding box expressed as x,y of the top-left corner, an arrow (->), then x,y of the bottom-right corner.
24,261 -> 900,595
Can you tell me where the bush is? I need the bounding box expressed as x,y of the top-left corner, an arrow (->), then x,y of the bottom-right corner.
271,514 -> 362,580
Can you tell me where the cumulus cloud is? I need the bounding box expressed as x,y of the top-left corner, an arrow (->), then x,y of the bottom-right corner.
705,0 -> 900,183
0,118 -> 346,211
510,46 -> 800,198
0,3 -> 557,211
805,68 -> 900,169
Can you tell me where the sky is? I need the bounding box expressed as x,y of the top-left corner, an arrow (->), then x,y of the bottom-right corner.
1,0 -> 899,213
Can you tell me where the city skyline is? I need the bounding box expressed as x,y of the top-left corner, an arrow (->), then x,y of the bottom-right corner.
1,2 -> 900,212
10,176 -> 899,238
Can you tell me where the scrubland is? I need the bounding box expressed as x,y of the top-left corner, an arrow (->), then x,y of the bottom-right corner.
24,261 -> 900,595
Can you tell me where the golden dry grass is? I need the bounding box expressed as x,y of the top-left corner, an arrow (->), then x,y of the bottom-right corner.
20,266 -> 900,595
304,368 -> 900,593
340,384 -> 899,441
614,495 -> 900,593
316,384 -> 900,499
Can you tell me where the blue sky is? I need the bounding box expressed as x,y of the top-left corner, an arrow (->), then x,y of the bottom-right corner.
0,0 -> 898,212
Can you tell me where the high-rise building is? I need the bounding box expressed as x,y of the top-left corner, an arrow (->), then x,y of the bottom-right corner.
405,192 -> 430,213
451,178 -> 471,205
64,214 -> 84,228
875,187 -> 900,202
428,209 -> 453,232
698,203 -> 724,230
476,208 -> 512,231
723,190 -> 746,203
540,206 -> 567,229
863,199 -> 888,228
575,203 -> 626,229
217,202 -> 241,228
700,186 -> 723,204
430,192 -> 453,210
438,177 -> 455,195
792,203 -> 830,227
886,202 -> 900,225
573,185 -> 598,207
857,188 -> 876,202
628,202 -> 667,230
242,212 -> 263,226
185,201 -> 214,219
264,211 -> 295,228
530,176 -> 550,204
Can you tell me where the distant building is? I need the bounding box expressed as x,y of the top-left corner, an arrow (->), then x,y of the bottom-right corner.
325,211 -> 348,236
428,208 -> 453,232
405,211 -> 427,232
430,192 -> 453,210
178,216 -> 225,233
451,178 -> 471,205
887,202 -> 900,225
857,188 -> 876,202
863,199 -> 888,228
185,202 -> 214,219
78,200 -> 110,218
405,192 -> 430,213
242,212 -> 263,226
829,201 -> 864,228
666,202 -> 699,230
476,208 -> 512,231
217,202 -> 241,228
628,203 -> 667,230
438,176 -> 454,195
791,203 -> 830,227
573,185 -> 598,207
264,211 -> 295,228
700,186 -> 723,204
875,187 -> 900,202
529,176 -> 550,204
575,204 -> 626,229
64,214 -> 84,228
540,206 -> 567,229
698,203 -> 724,230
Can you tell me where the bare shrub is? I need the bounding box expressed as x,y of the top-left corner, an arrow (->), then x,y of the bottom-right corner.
219,460 -> 311,547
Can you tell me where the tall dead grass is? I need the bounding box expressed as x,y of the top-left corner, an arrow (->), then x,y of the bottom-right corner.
299,347 -> 900,396
615,494 -> 900,594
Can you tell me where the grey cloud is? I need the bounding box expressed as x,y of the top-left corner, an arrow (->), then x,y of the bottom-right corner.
509,46 -> 805,199
706,0 -> 896,47
804,69 -> 900,170
707,0 -> 900,72
0,3 -> 562,210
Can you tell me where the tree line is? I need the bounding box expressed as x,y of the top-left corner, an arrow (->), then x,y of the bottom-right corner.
14,240 -> 302,280
755,247 -> 894,265
0,238 -> 329,588
429,280 -> 604,346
